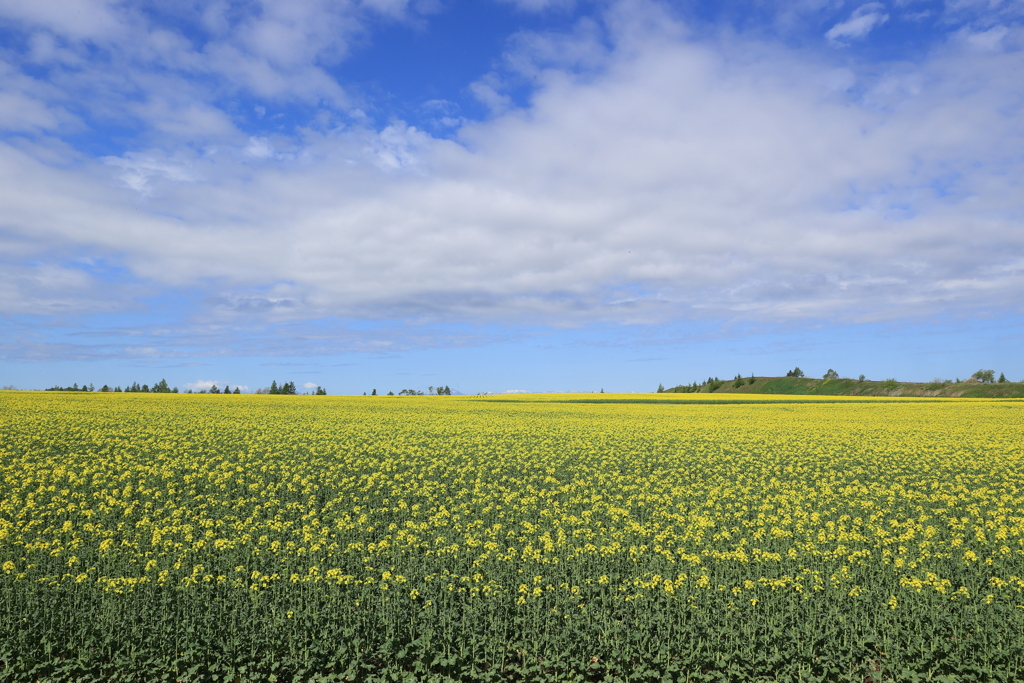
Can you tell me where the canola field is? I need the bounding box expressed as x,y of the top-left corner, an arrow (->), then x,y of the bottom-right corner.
1,392 -> 1023,682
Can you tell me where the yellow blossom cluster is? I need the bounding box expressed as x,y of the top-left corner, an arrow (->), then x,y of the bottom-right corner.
1,391 -> 1022,678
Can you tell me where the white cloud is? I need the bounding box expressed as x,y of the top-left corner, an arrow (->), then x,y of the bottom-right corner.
245,137 -> 275,159
103,152 -> 199,194
826,3 -> 890,43
303,381 -> 318,389
1,0 -> 1023,329
184,379 -> 247,392
496,0 -> 577,12
959,24 -> 1011,52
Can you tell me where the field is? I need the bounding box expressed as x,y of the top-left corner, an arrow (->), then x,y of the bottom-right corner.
1,392 -> 1023,682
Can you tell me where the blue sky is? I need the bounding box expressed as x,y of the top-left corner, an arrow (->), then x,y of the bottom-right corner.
1,0 -> 1022,394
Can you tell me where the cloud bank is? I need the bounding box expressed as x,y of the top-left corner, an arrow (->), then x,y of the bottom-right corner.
1,0 -> 1023,339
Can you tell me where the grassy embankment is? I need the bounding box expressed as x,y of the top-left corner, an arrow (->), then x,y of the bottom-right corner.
663,376 -> 1024,397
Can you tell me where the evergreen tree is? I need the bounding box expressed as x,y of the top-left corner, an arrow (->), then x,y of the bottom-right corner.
233,387 -> 241,394
998,372 -> 1007,383
210,384 -> 219,394
270,380 -> 279,395
371,389 -> 377,396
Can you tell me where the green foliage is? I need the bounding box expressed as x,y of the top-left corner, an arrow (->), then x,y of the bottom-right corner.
882,378 -> 900,391
972,369 -> 996,383
999,372 -> 1007,383
823,369 -> 839,380
785,367 -> 804,378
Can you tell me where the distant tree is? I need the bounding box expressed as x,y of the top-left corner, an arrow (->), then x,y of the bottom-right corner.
786,367 -> 805,378
100,385 -> 111,392
209,384 -> 220,394
234,387 -> 241,394
998,372 -> 1007,383
371,388 -> 377,396
858,375 -> 865,382
269,380 -> 279,394
657,383 -> 664,393
224,385 -> 231,394
972,369 -> 995,383
388,391 -> 394,396
823,369 -> 839,380
283,381 -> 297,395
316,387 -> 326,395
732,374 -> 744,389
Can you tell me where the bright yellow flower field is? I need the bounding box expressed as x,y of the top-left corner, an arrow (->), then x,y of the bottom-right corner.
1,391 -> 1022,681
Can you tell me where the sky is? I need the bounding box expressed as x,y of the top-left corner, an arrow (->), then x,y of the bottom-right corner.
1,0 -> 1022,394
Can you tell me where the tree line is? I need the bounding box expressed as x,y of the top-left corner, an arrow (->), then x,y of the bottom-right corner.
47,379 -> 180,393
658,367 -> 1017,393
44,379 -> 329,395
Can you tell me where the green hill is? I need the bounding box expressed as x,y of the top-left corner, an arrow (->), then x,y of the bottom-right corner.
660,376 -> 1024,398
